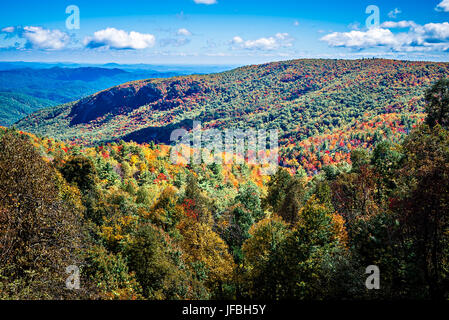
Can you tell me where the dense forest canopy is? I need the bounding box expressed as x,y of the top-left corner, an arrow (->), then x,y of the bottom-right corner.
1,72 -> 449,299
15,59 -> 448,175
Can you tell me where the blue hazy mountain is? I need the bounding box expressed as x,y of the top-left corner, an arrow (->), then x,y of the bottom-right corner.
0,64 -> 235,126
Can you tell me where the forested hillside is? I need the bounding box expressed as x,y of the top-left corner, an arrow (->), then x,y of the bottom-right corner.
0,92 -> 54,126
0,67 -> 181,126
2,59 -> 449,300
2,77 -> 449,299
16,59 -> 448,173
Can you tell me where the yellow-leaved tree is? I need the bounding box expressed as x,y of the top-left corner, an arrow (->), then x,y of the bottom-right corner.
178,217 -> 235,298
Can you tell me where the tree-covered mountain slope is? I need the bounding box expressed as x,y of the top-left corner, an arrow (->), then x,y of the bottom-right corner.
15,59 -> 449,172
0,91 -> 54,126
0,67 -> 182,126
3,74 -> 449,300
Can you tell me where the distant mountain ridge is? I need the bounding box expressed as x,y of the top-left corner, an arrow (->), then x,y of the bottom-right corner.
1,67 -> 128,81
0,61 -> 237,73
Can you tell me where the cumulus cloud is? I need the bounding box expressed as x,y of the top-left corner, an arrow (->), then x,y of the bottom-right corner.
2,26 -> 15,33
84,28 -> 155,50
321,28 -> 398,49
388,8 -> 401,18
424,22 -> 449,38
193,0 -> 217,4
436,0 -> 449,12
232,36 -> 243,44
321,21 -> 449,52
231,33 -> 293,50
177,28 -> 192,36
0,26 -> 69,50
22,26 -> 70,50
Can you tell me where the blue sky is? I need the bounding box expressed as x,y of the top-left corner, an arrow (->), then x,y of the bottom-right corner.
1,0 -> 449,65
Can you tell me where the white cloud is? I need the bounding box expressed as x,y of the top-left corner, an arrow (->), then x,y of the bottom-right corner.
436,0 -> 449,12
388,8 -> 401,18
421,22 -> 449,42
321,28 -> 398,49
84,28 -> 155,50
2,27 -> 15,33
0,26 -> 69,50
177,28 -> 192,36
244,38 -> 278,50
23,26 -> 69,50
231,33 -> 293,51
275,32 -> 289,40
193,0 -> 217,4
232,36 -> 243,44
321,21 -> 449,52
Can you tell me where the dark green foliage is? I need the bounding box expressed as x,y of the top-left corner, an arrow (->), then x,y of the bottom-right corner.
184,173 -> 212,224
264,168 -> 293,214
59,155 -> 97,193
264,168 -> 306,224
245,197 -> 349,300
350,149 -> 370,173
371,141 -> 402,178
425,78 -> 449,128
397,124 -> 449,299
371,141 -> 403,199
234,182 -> 264,222
278,177 -> 306,225
126,224 -> 203,300
83,246 -> 142,299
314,181 -> 334,211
